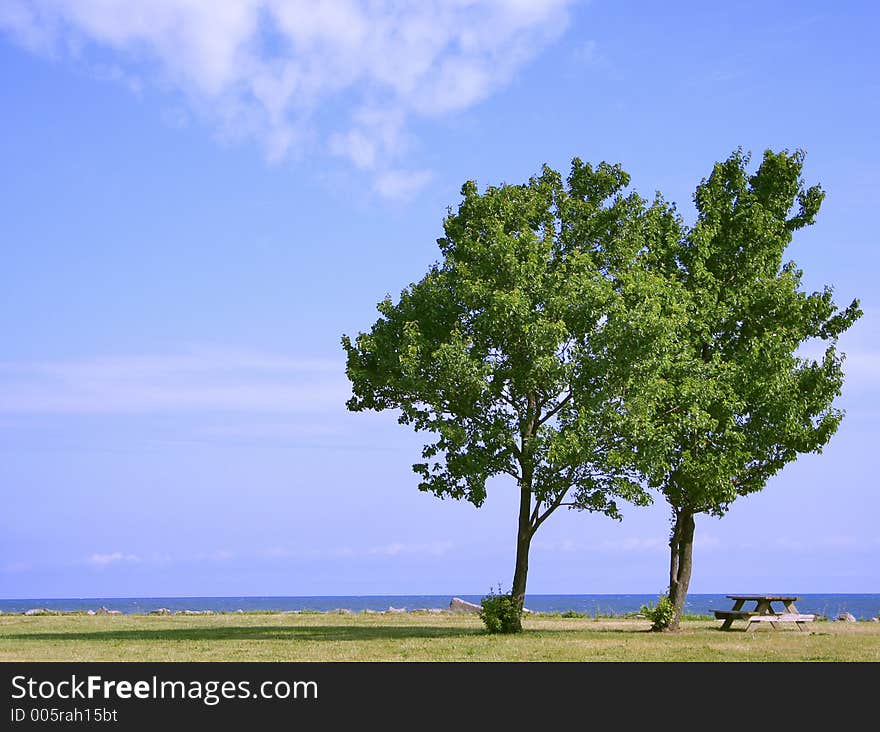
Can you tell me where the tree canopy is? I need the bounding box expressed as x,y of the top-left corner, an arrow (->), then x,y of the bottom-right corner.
342,160 -> 677,629
342,149 -> 860,632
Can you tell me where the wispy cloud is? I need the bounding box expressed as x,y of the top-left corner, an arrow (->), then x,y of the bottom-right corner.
194,550 -> 234,562
534,536 -> 668,554
263,540 -> 453,560
0,0 -> 574,198
768,535 -> 879,552
367,540 -> 452,557
373,168 -> 434,201
600,536 -> 667,553
87,552 -> 140,567
85,549 -> 235,568
0,346 -> 349,414
198,421 -> 342,440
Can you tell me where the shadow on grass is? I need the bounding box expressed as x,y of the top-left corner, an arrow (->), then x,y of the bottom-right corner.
1,624 -> 653,643
2,625 -> 485,643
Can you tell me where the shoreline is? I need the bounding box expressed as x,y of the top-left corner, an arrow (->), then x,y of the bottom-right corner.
3,593 -> 877,619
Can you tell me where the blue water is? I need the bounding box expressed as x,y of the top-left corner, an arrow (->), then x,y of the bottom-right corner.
1,594 -> 877,619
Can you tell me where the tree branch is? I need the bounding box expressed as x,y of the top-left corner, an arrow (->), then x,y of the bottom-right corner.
502,466 -> 522,481
532,486 -> 571,533
536,390 -> 572,427
499,386 -> 518,410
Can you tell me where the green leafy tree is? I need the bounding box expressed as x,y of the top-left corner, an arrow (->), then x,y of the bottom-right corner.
637,149 -> 861,630
342,160 -> 675,631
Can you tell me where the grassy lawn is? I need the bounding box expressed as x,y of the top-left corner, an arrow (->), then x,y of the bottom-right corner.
2,612 -> 879,662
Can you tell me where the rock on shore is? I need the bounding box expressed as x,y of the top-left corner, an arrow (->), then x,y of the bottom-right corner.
448,597 -> 532,614
449,597 -> 481,614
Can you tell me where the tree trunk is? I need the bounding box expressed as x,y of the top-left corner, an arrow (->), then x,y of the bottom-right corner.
667,509 -> 695,631
509,478 -> 533,632
507,392 -> 537,633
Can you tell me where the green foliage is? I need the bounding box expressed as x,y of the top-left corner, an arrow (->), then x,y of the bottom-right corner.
479,586 -> 522,634
341,160 -> 682,517
341,148 -> 860,626
641,594 -> 675,631
635,148 -> 861,516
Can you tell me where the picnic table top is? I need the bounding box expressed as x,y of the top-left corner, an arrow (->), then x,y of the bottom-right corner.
726,594 -> 798,601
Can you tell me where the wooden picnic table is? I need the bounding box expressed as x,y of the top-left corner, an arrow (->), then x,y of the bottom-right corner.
714,595 -> 815,631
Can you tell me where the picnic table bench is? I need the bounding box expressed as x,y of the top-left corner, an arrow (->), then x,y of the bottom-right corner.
714,595 -> 815,631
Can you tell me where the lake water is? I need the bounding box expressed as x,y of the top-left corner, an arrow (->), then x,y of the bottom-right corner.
1,594 -> 877,619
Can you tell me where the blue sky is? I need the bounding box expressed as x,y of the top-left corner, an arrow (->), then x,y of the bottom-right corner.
1,0 -> 877,599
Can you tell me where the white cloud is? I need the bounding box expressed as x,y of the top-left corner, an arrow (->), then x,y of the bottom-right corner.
0,346 -> 349,414
0,0 -> 574,198
373,168 -> 434,200
599,536 -> 666,553
199,421 -> 342,440
194,550 -> 234,562
86,549 -> 238,567
770,535 -> 878,552
87,552 -> 140,566
262,540 -> 453,559
695,533 -> 721,549
367,540 -> 452,557
534,536 -> 668,554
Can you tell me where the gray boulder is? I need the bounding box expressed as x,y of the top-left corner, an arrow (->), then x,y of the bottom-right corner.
870,617 -> 879,623
837,612 -> 857,622
449,597 -> 481,614
150,608 -> 173,615
24,608 -> 52,616
386,606 -> 406,614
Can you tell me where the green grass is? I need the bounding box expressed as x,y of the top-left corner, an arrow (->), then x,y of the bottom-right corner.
2,613 -> 879,661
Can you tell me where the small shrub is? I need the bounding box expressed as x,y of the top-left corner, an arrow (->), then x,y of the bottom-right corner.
479,585 -> 521,634
640,593 -> 675,631
560,610 -> 588,619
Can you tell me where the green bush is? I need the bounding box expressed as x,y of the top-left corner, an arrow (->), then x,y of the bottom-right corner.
640,593 -> 675,631
479,586 -> 521,634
